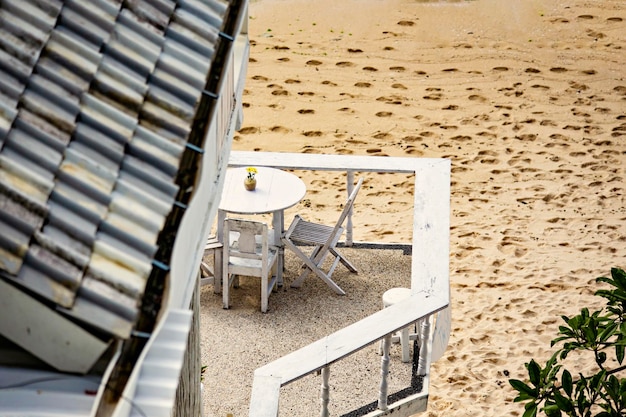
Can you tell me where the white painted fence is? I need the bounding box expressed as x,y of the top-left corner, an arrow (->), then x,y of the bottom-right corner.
227,151 -> 451,417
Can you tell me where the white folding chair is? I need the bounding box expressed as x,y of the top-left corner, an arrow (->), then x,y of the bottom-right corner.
222,218 -> 279,313
200,235 -> 222,288
282,178 -> 364,295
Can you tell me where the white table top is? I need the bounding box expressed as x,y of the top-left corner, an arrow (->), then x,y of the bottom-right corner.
219,166 -> 306,215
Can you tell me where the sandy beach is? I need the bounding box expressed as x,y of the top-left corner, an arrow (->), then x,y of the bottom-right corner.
201,0 -> 625,415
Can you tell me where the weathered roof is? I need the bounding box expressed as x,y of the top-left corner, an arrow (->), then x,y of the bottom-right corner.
0,0 -> 234,372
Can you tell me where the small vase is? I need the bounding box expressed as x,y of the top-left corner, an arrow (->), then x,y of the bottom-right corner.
244,178 -> 257,191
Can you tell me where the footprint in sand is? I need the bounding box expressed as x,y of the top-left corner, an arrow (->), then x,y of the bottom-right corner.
377,95 -> 404,104
355,82 -> 372,88
383,46 -> 395,51
402,135 -> 422,142
614,86 -> 626,95
285,79 -> 301,84
271,90 -> 288,96
390,66 -> 406,72
252,75 -> 269,81
607,17 -> 623,22
249,57 -> 257,63
321,80 -> 337,86
273,45 -> 289,50
338,107 -> 354,113
306,60 -> 323,66
363,66 -> 378,72
549,17 -> 570,23
442,68 -> 458,72
442,105 -> 459,110
336,61 -> 355,67
397,20 -> 415,26
423,93 -> 442,100
239,126 -> 259,134
525,67 -> 541,73
347,48 -> 363,53
586,29 -> 606,39
270,126 -> 291,133
392,83 -> 407,90
493,66 -> 509,72
298,109 -> 315,114
277,57 -> 289,62
577,14 -> 595,20
375,111 -> 393,117
550,67 -> 568,73
415,70 -> 427,75
303,130 -> 323,137
298,91 -> 315,96
468,94 -> 487,102
372,133 -> 391,141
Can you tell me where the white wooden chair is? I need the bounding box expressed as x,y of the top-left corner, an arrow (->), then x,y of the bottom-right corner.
282,178 -> 364,295
200,235 -> 222,289
222,218 -> 279,313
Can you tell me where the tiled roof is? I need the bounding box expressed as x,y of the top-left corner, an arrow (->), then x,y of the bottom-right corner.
0,0 -> 233,368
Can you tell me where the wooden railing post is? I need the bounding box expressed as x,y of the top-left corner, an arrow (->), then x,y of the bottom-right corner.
378,333 -> 392,411
346,170 -> 355,246
417,317 -> 431,376
320,366 -> 330,417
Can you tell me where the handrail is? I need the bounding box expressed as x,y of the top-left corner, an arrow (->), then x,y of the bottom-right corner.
248,293 -> 447,416
234,152 -> 451,416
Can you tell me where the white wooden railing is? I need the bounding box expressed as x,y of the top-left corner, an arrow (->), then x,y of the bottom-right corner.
227,151 -> 451,417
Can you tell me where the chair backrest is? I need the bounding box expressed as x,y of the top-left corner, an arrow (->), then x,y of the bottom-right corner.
333,177 -> 364,232
223,218 -> 269,261
323,177 -> 364,247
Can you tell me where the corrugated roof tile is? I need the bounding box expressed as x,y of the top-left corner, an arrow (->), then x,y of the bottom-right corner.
0,0 -> 242,372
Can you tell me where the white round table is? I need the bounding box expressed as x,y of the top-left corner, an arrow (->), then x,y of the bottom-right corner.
215,166 -> 307,292
219,166 -> 306,215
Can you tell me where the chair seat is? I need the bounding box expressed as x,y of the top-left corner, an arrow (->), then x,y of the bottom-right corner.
289,219 -> 342,246
228,246 -> 278,271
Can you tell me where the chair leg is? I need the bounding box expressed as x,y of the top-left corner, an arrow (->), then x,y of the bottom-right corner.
329,248 -> 358,273
284,240 -> 346,295
261,274 -> 268,313
214,249 -> 222,294
222,273 -> 230,309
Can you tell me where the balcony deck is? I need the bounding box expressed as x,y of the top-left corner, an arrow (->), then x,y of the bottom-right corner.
199,245 -> 418,417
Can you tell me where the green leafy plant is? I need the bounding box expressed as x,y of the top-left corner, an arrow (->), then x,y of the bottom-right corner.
509,267 -> 626,417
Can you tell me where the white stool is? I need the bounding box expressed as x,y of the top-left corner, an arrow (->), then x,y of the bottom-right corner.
379,287 -> 418,363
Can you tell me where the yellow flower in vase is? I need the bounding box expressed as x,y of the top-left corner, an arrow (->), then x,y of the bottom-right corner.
244,167 -> 257,191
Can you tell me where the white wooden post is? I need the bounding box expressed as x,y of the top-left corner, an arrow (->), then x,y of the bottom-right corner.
417,317 -> 431,376
346,170 -> 354,246
378,334 -> 391,411
320,366 -> 330,417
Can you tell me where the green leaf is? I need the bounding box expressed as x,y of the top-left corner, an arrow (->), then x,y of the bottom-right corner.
599,321 -> 617,342
544,403 -> 562,417
611,267 -> 626,289
522,402 -> 538,417
528,360 -> 541,386
562,369 -> 573,396
510,379 -> 537,400
616,341 -> 625,364
554,391 -> 573,413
